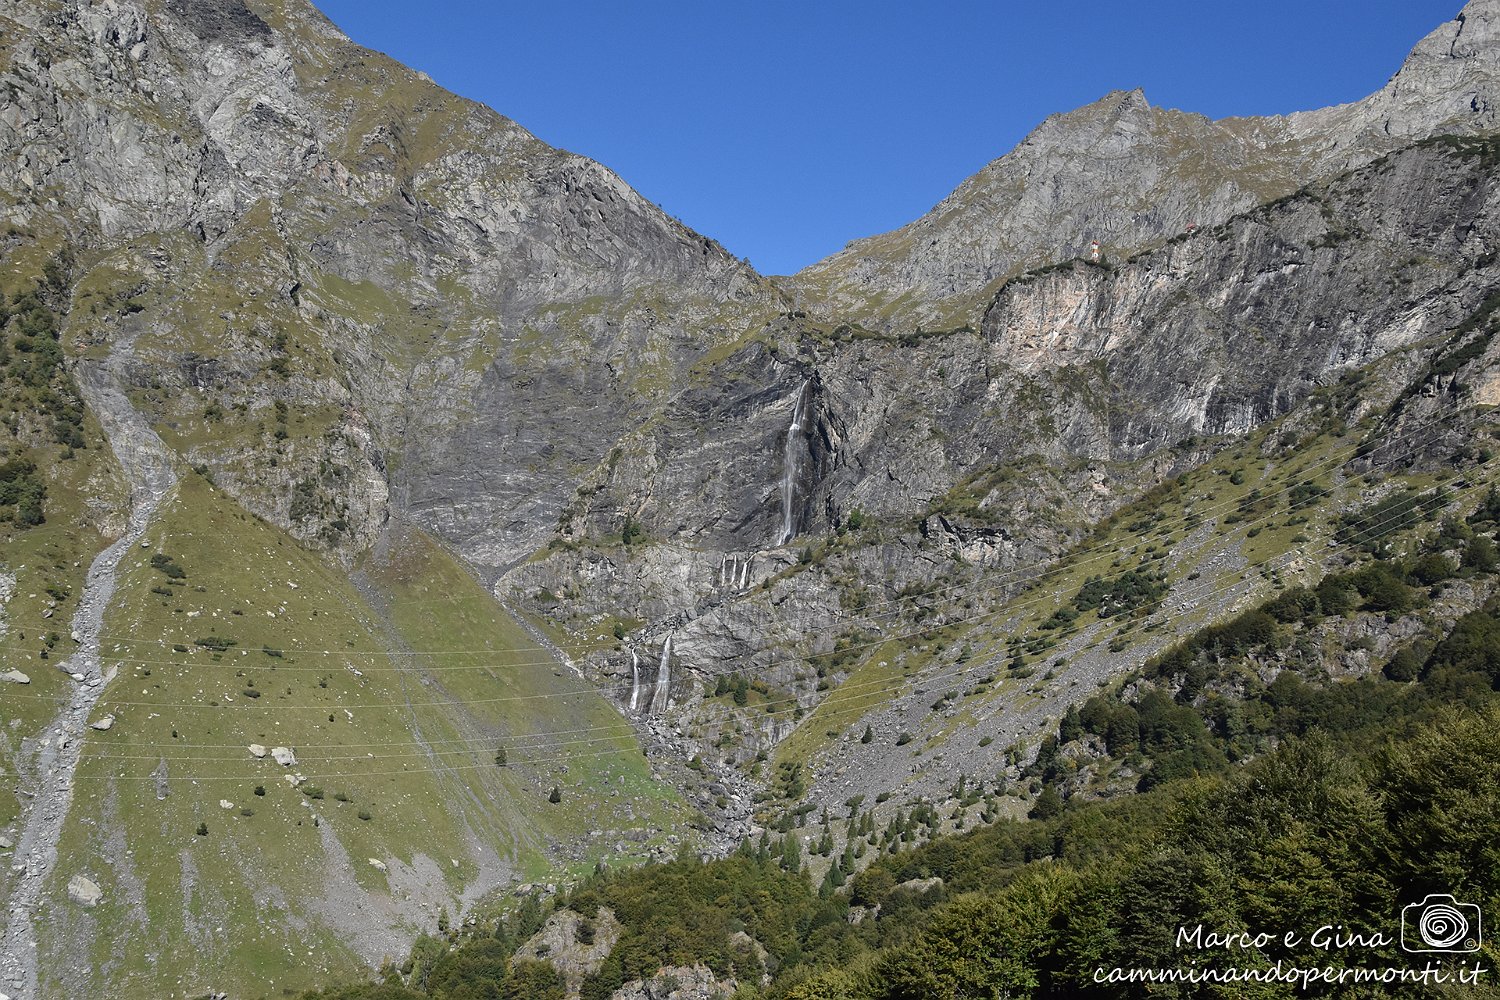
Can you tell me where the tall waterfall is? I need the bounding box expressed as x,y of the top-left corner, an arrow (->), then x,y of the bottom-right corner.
650,636 -> 673,715
628,648 -> 641,713
780,380 -> 810,546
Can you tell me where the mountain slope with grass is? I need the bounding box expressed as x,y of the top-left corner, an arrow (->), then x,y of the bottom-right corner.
22,474 -> 692,1000
295,490 -> 1500,998
505,133 -> 1500,836
3,1 -> 1500,998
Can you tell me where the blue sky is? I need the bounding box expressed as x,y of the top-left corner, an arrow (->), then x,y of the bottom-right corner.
316,1 -> 1462,275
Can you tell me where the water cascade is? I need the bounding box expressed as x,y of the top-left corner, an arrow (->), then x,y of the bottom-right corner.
718,555 -> 754,591
628,648 -> 641,713
779,380 -> 810,546
650,635 -> 673,715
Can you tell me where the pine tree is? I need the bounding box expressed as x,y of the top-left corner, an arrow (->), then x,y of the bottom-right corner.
781,836 -> 802,874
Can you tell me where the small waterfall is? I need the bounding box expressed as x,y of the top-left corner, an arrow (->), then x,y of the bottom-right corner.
779,380 -> 810,546
718,555 -> 752,591
650,636 -> 673,715
628,648 -> 641,713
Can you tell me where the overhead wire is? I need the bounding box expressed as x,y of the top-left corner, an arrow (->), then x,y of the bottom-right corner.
65,460 -> 1494,779
1,401 -> 1475,678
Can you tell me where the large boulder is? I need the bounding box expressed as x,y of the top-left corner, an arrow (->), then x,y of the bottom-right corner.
67,875 -> 103,908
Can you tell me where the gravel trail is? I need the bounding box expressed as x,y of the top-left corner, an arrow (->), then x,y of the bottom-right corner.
0,346 -> 176,1000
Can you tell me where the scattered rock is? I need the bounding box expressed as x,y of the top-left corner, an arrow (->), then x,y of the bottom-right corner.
152,760 -> 169,800
0,670 -> 29,685
368,858 -> 387,872
219,800 -> 234,810
895,876 -> 943,895
247,744 -> 267,759
0,834 -> 13,850
610,964 -> 735,1000
67,875 -> 103,907
512,907 -> 623,994
89,714 -> 115,731
270,747 -> 296,766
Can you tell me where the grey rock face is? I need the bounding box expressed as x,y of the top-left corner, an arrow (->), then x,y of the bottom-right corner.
789,0 -> 1500,333
507,138 -> 1500,800
0,0 -> 779,571
608,964 -> 738,1000
975,140 -> 1500,456
513,907 -> 622,996
533,139 -> 1500,571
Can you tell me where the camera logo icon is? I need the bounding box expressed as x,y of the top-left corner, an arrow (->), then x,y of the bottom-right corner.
1401,895 -> 1482,953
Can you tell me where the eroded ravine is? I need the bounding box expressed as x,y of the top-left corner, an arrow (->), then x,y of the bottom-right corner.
0,344 -> 176,1000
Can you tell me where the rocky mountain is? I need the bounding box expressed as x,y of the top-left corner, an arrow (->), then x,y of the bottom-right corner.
788,0 -> 1500,333
1,0 -> 771,996
508,131 -> 1500,817
0,1 -> 1498,998
1,0 -> 777,567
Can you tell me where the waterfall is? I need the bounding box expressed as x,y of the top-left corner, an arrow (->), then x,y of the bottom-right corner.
650,636 -> 673,715
628,648 -> 641,713
780,380 -> 810,545
719,555 -> 751,591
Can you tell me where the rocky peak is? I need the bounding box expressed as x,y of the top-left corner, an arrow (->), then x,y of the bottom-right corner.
1,0 -> 778,569
788,2 -> 1500,333
1366,0 -> 1500,134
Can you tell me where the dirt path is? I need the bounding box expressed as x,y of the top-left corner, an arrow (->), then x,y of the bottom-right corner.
0,346 -> 175,1000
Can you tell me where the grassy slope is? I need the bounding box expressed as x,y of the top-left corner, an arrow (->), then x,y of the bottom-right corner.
0,226 -> 130,840
358,524 -> 696,879
0,422 -> 125,829
32,475 -> 689,1000
772,378 -> 1495,812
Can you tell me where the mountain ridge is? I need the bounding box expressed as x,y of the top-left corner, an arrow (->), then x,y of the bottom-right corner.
1,2 -> 1499,997
786,0 -> 1500,333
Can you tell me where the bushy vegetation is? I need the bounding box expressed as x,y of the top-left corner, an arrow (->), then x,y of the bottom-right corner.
303,696 -> 1499,999
1071,569 -> 1168,618
0,258 -> 89,528
1043,521 -> 1500,791
295,483 -> 1500,1000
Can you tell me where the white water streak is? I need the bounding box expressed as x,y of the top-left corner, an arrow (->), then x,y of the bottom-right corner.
650,636 -> 673,715
779,381 -> 810,545
628,648 -> 641,713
